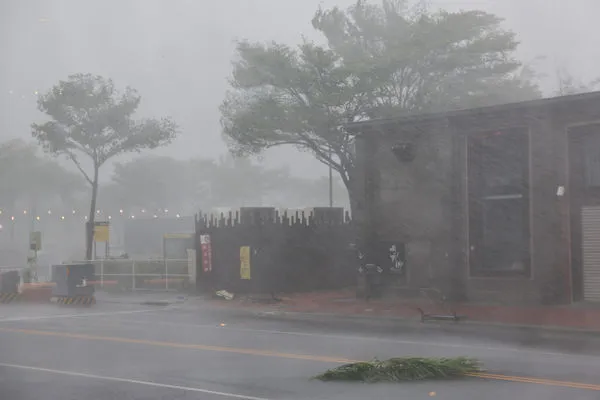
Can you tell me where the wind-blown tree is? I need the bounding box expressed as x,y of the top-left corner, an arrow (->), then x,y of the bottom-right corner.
32,73 -> 178,260
220,0 -> 540,212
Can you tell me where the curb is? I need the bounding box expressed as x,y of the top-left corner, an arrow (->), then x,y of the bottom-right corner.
281,309 -> 600,333
207,301 -> 600,338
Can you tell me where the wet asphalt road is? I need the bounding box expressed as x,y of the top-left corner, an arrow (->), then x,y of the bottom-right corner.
1,299 -> 600,399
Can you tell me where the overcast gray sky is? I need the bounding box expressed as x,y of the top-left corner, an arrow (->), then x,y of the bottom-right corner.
1,0 -> 598,178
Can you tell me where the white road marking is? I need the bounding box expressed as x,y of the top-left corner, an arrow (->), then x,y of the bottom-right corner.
0,362 -> 269,400
0,308 -> 167,323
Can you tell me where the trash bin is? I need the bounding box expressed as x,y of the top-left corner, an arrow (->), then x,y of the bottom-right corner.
0,270 -> 20,293
0,270 -> 20,303
52,263 -> 95,304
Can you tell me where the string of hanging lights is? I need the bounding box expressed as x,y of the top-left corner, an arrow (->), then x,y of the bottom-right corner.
0,208 -> 183,222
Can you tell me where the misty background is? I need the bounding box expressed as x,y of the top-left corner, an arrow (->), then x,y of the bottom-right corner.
0,0 -> 598,265
1,0 -> 599,178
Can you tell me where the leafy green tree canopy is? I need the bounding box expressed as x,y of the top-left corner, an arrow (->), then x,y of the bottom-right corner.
220,0 -> 540,209
32,73 -> 178,259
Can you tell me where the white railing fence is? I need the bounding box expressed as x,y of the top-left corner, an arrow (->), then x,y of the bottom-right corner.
2,259 -> 194,292
69,259 -> 193,292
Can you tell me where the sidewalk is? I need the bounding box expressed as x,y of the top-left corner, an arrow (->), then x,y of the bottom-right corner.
209,288 -> 600,332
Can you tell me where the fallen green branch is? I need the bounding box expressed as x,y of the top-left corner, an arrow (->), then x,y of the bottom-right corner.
313,357 -> 482,383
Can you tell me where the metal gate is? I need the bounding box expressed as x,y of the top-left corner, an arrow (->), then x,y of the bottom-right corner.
582,206 -> 600,301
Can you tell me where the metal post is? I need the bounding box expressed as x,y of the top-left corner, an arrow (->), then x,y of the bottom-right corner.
132,260 -> 136,291
328,146 -> 334,207
100,259 -> 104,289
165,259 -> 169,291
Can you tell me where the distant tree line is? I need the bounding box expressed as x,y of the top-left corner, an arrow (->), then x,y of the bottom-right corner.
0,142 -> 349,216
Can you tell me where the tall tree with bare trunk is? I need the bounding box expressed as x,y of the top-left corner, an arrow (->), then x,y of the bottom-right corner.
32,73 -> 178,260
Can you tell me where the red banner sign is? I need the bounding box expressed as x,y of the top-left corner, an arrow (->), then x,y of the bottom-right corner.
200,234 -> 212,273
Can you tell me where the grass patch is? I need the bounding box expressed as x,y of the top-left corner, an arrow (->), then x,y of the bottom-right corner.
313,357 -> 482,383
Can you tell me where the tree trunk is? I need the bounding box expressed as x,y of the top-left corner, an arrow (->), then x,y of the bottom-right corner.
85,166 -> 99,261
339,167 -> 358,218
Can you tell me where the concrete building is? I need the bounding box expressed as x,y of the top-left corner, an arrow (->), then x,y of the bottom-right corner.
348,91 -> 600,305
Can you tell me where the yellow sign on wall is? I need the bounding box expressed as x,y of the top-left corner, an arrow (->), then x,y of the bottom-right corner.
94,222 -> 110,243
240,246 -> 251,280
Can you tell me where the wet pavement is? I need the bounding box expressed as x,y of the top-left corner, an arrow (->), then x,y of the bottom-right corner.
1,298 -> 599,399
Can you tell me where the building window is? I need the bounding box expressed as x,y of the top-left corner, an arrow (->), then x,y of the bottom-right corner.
468,128 -> 530,275
582,132 -> 600,188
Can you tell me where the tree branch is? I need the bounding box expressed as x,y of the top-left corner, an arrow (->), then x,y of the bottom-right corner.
67,151 -> 93,185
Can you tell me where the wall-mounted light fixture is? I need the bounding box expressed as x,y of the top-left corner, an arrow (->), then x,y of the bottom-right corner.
391,142 -> 416,162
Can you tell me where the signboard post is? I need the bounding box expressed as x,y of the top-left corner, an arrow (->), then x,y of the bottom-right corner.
240,246 -> 251,280
26,231 -> 42,282
93,221 -> 110,259
200,235 -> 212,273
29,231 -> 42,251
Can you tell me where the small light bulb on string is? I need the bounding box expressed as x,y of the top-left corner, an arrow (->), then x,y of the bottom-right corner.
153,214 -> 158,218
11,216 -> 15,221
72,210 -> 76,214
176,214 -> 181,218
164,209 -> 169,213
130,215 -> 135,219
36,216 -> 40,221
23,210 -> 27,215
96,210 -> 100,214
0,210 -> 3,215
108,215 -> 112,220
47,210 -> 52,215
119,209 -> 124,214
84,216 -> 88,220
61,216 -> 65,220
141,209 -> 146,213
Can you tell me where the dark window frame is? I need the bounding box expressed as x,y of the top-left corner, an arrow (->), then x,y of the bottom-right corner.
581,131 -> 600,189
467,127 -> 531,278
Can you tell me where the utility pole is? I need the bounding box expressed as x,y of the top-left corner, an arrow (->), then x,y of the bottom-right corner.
328,146 -> 333,207
26,202 -> 39,283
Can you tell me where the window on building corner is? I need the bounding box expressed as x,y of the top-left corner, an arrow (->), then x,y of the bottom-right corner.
582,133 -> 600,188
467,128 -> 530,274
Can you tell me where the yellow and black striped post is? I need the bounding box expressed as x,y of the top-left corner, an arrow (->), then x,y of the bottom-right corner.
0,292 -> 19,304
54,296 -> 96,306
